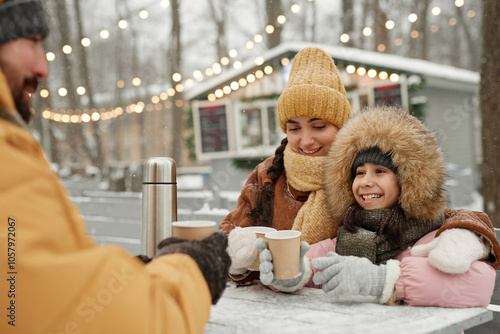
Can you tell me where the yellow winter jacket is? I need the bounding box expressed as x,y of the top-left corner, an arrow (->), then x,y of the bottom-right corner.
0,69 -> 211,334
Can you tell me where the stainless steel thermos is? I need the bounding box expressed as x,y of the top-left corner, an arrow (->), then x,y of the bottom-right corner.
141,157 -> 177,257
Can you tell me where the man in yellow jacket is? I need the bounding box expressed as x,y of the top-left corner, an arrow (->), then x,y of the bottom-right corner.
0,1 -> 230,333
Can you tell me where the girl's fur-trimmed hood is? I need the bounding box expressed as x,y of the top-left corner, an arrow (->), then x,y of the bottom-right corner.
324,106 -> 447,222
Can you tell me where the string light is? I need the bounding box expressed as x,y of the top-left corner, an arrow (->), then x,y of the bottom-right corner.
378,71 -> 388,80
346,65 -> 356,74
132,77 -> 142,87
340,33 -> 350,43
81,38 -> 91,47
118,20 -> 128,29
172,73 -> 182,82
230,81 -> 239,90
76,86 -> 86,95
100,30 -> 110,39
212,63 -> 222,74
233,61 -> 242,69
255,56 -> 264,66
62,45 -> 72,54
390,73 -> 399,82
58,88 -> 68,97
238,78 -> 247,87
43,4 -> 461,123
193,70 -> 202,80
264,65 -> 273,75
46,52 -> 55,61
449,18 -> 457,26
228,49 -> 238,58
40,89 -> 49,98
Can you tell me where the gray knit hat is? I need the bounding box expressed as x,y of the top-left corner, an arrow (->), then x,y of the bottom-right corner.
351,146 -> 397,178
0,0 -> 49,45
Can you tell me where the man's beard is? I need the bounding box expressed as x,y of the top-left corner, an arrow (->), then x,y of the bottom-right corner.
16,100 -> 32,123
14,77 -> 39,124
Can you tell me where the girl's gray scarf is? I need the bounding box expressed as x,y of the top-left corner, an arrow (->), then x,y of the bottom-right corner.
336,209 -> 444,264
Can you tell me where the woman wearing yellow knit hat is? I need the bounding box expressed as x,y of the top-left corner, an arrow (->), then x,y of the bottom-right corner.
219,46 -> 352,283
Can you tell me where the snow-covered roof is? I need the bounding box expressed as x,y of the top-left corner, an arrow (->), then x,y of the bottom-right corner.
186,41 -> 479,100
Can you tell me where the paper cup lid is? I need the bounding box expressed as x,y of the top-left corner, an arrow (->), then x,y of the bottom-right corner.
265,230 -> 301,239
172,221 -> 216,228
243,226 -> 277,234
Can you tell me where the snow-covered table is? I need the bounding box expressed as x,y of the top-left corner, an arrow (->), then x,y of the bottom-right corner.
205,283 -> 493,334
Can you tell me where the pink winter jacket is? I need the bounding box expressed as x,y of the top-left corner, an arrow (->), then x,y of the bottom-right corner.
304,230 -> 496,307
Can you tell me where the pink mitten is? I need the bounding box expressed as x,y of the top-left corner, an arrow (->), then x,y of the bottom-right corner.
410,228 -> 490,274
227,227 -> 258,275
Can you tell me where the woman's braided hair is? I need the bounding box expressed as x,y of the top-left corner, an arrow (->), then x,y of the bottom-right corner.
246,137 -> 288,227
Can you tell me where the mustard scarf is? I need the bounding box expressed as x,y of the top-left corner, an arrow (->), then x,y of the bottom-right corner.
284,145 -> 338,244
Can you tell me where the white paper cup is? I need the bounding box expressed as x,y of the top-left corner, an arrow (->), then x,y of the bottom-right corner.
243,227 -> 277,271
172,221 -> 216,240
264,230 -> 301,279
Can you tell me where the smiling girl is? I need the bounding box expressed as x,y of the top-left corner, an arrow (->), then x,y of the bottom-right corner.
256,106 -> 500,307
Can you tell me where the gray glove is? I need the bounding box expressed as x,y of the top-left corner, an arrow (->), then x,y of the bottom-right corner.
312,252 -> 388,300
254,238 -> 311,292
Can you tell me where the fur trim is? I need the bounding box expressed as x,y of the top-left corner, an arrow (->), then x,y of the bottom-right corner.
324,106 -> 446,222
379,259 -> 400,304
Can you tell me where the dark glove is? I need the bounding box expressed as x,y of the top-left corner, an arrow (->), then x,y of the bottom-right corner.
155,231 -> 231,304
135,254 -> 152,264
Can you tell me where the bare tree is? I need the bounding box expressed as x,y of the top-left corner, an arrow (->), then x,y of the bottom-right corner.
455,5 -> 479,69
342,0 -> 355,47
54,0 -> 87,166
74,0 -> 105,171
266,0 -> 282,49
373,0 -> 389,52
207,0 -> 228,60
480,0 -> 500,227
169,0 -> 184,165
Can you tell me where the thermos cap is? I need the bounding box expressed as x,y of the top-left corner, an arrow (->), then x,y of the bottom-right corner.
143,157 -> 176,184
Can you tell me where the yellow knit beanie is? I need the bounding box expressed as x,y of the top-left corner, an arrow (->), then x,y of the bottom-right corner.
277,47 -> 351,132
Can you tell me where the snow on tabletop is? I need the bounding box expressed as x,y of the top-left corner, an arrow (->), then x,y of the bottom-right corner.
206,282 -> 491,334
